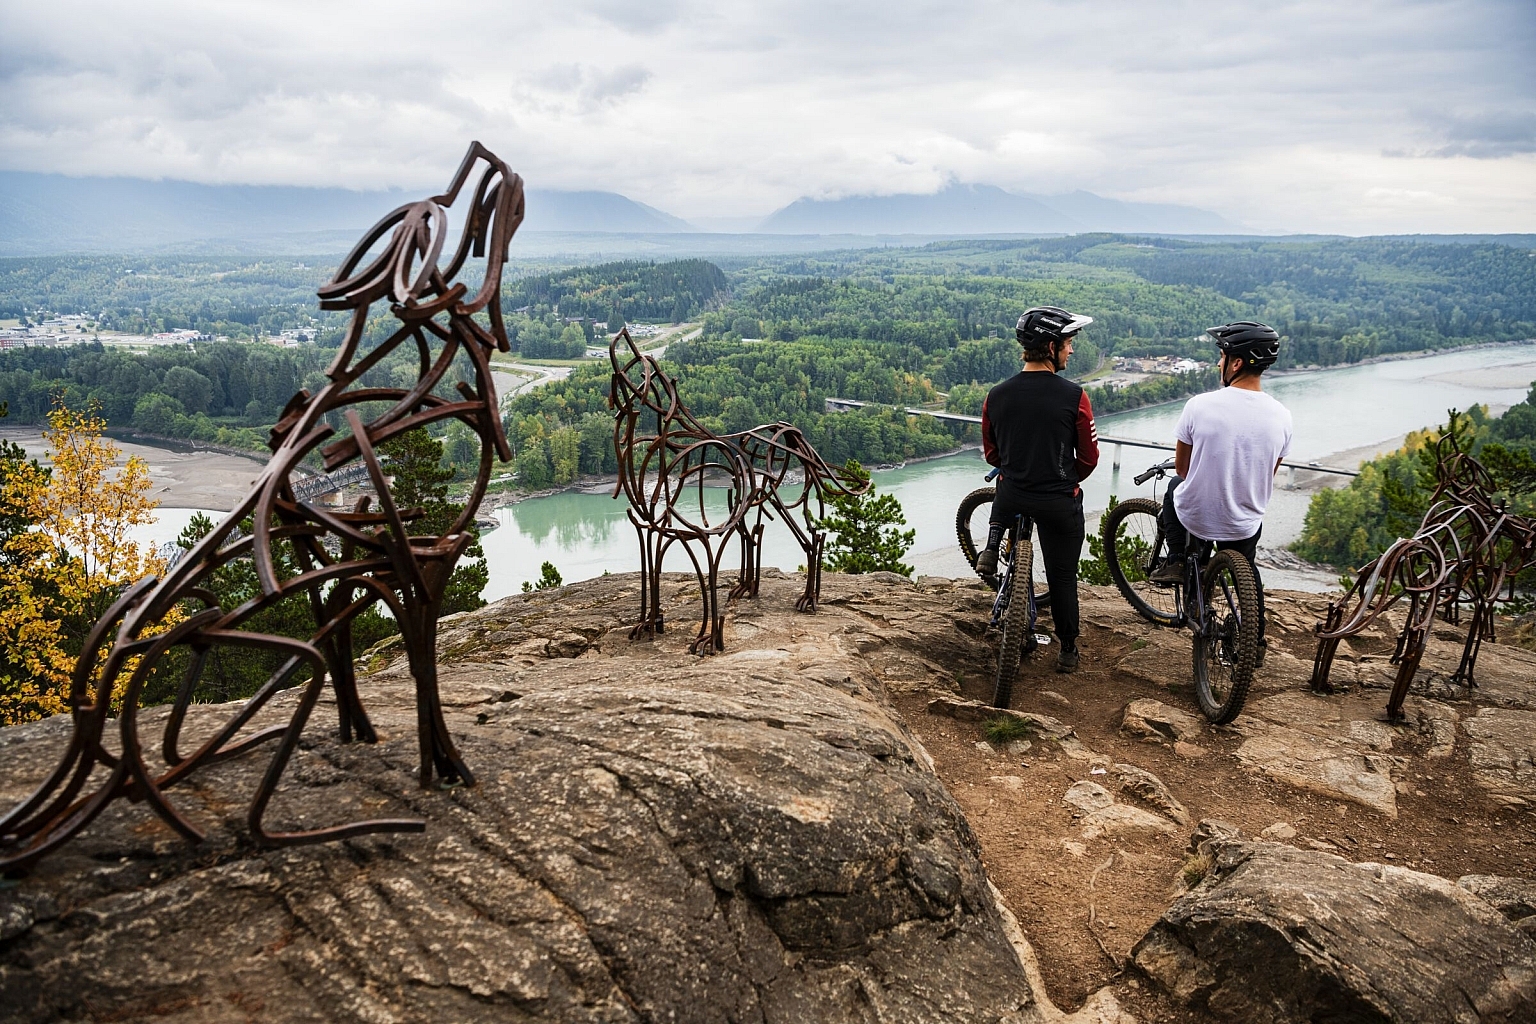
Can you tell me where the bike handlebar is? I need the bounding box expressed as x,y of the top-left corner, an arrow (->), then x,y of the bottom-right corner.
985,467 -> 1001,482
1133,458 -> 1177,487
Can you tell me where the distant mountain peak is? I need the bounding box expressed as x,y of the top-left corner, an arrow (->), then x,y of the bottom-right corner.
0,172 -> 696,255
757,183 -> 1240,236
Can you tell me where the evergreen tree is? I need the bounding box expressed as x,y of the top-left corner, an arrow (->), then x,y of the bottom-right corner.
378,427 -> 489,616
817,460 -> 915,577
522,561 -> 562,593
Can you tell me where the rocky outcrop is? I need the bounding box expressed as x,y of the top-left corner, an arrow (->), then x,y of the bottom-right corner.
1231,691 -> 1402,816
0,572 -> 1068,1024
1464,707 -> 1536,808
1133,833 -> 1536,1023
1460,874 -> 1536,935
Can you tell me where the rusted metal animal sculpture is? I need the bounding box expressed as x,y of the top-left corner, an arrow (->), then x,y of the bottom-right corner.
609,330 -> 864,653
1310,420 -> 1536,719
0,142 -> 522,872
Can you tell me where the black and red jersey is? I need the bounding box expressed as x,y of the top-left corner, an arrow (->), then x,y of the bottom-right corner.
981,371 -> 1099,498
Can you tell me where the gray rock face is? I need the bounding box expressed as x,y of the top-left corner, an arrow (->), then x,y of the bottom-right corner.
1464,707 -> 1536,808
1231,692 -> 1401,816
1133,837 -> 1536,1023
0,573 -> 1047,1024
1461,874 -> 1536,935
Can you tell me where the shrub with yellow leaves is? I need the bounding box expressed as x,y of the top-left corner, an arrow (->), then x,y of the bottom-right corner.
0,404 -> 167,725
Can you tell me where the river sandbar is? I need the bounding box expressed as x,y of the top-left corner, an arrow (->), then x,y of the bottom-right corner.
0,428 -> 265,511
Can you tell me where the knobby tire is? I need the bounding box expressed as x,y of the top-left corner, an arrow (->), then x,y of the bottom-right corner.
1101,497 -> 1179,627
992,539 -> 1035,709
1192,549 -> 1260,724
957,487 -> 1050,607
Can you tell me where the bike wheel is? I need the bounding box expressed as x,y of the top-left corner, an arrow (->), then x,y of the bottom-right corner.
1101,497 -> 1179,627
992,539 -> 1035,708
957,487 -> 995,579
957,487 -> 1051,607
1192,550 -> 1260,724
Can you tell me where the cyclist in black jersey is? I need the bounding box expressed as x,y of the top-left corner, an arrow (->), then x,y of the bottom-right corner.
974,306 -> 1100,672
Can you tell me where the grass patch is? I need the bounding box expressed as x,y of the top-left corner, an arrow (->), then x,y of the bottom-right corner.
1181,850 -> 1214,888
1130,638 -> 1149,651
985,716 -> 1035,744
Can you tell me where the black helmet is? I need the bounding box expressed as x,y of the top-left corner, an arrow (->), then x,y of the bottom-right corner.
1016,306 -> 1093,346
1207,321 -> 1280,371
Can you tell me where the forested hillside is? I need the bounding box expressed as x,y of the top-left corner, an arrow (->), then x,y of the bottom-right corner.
2,234 -> 1532,485
701,236 -> 1536,368
0,342 -> 333,450
502,259 -> 727,323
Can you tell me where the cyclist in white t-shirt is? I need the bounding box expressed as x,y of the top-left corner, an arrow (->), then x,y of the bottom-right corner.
1150,321 -> 1294,656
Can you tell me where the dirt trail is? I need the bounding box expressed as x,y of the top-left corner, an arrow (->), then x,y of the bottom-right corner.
892,583 -> 1536,1015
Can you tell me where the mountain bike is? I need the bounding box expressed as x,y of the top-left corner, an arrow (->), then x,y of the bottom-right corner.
957,468 -> 1051,708
956,470 -> 1053,610
1099,458 -> 1261,724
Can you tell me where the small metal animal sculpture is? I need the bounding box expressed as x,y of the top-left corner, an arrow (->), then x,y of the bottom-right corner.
0,142 -> 522,872
609,330 -> 864,653
1310,417 -> 1536,719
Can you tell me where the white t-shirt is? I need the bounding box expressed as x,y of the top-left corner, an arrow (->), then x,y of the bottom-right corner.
1172,387 -> 1293,543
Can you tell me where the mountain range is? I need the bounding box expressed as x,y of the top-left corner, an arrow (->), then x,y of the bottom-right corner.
0,172 -> 693,255
757,183 -> 1240,235
0,172 -> 1242,255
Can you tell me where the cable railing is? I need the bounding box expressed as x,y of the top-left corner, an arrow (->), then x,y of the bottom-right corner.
823,396 -> 1359,482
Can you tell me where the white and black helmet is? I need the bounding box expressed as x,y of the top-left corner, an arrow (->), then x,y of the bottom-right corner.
1016,306 -> 1093,346
1207,321 -> 1281,371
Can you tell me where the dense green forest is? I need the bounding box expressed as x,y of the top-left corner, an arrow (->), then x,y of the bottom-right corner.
0,341 -> 333,449
502,259 -> 727,323
2,235 -> 1532,485
701,236 -> 1536,368
1293,395 -> 1536,568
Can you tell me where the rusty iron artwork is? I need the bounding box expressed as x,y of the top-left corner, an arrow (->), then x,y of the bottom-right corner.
609,331 -> 865,653
1310,416 -> 1536,719
0,142 -> 523,872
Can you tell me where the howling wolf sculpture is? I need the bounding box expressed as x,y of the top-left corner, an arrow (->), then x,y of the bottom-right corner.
0,142 -> 522,872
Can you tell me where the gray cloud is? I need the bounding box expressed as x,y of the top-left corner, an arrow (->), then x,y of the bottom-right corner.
1425,110 -> 1536,158
0,0 -> 1531,233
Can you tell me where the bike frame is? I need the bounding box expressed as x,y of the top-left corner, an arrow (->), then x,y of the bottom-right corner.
1137,460 -> 1243,648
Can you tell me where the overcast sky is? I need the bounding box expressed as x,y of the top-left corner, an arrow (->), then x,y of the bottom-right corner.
1,0 -> 1532,233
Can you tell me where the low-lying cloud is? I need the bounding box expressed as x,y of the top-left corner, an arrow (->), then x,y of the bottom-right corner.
0,0 -> 1531,234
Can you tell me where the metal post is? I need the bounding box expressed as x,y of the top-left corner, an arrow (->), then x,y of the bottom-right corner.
1112,443 -> 1122,473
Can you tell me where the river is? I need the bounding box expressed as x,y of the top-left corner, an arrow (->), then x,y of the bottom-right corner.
131,343 -> 1536,597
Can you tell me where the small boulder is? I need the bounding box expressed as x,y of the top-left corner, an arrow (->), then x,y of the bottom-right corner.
1188,819 -> 1242,854
1121,698 -> 1201,745
1064,780 -> 1115,813
1080,804 -> 1179,842
1113,763 -> 1191,826
1134,838 -> 1536,1023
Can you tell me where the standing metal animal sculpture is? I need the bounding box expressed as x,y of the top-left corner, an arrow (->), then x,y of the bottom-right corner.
609,330 -> 865,653
1310,415 -> 1536,720
0,142 -> 522,873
